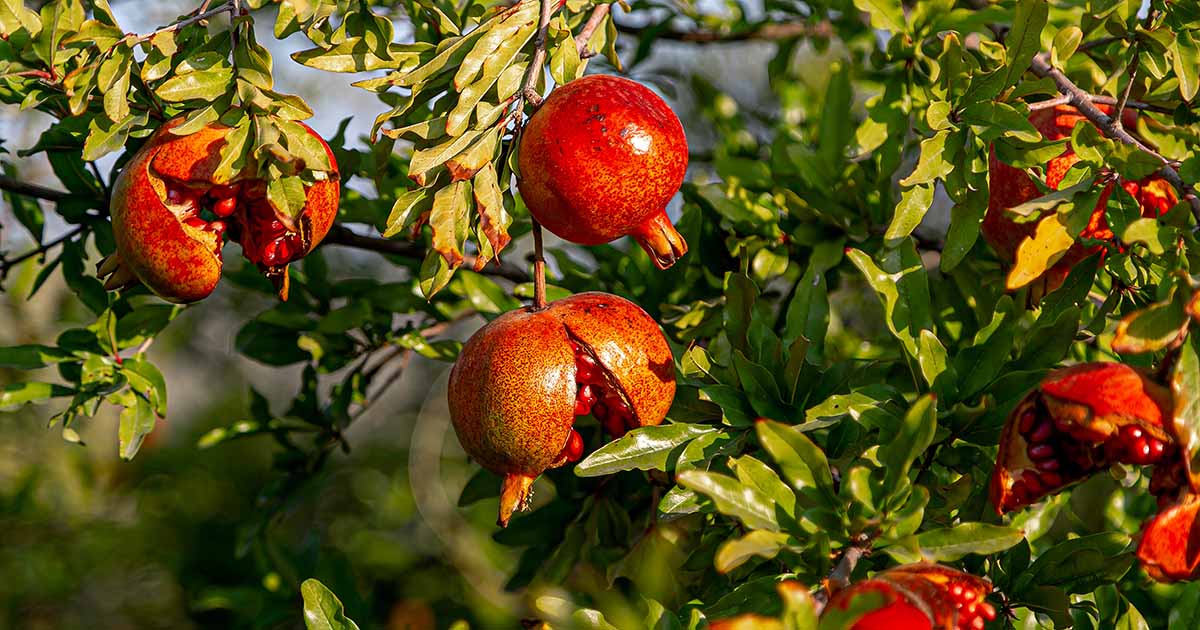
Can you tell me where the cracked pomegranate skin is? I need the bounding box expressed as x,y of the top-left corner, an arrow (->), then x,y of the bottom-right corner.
990,362 -> 1174,514
826,564 -> 995,630
982,104 -> 1176,293
447,291 -> 675,526
109,117 -> 339,303
1137,494 -> 1200,582
518,74 -> 689,269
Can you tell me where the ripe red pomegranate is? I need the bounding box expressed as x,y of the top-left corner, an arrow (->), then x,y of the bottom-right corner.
991,363 -> 1174,514
105,117 -> 340,303
825,564 -> 996,630
518,74 -> 689,269
983,104 -> 1177,294
1137,493 -> 1200,582
447,292 -> 676,526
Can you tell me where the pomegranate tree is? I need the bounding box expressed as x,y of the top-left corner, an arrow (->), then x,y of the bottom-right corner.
104,117 -> 340,303
446,292 -> 676,526
518,75 -> 689,269
991,363 -> 1174,513
982,104 -> 1177,294
825,564 -> 996,630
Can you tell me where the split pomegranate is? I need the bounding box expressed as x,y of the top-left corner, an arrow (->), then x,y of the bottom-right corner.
991,363 -> 1174,514
518,74 -> 689,269
446,292 -> 676,526
105,117 -> 339,303
1137,493 -> 1200,582
982,104 -> 1177,294
825,564 -> 996,630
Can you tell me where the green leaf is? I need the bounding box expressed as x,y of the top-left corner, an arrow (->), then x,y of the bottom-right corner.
755,419 -> 836,501
576,424 -> 717,476
0,344 -> 75,369
1051,26 -> 1082,66
118,395 -> 157,461
999,0 -> 1049,91
714,530 -> 793,574
301,579 -> 361,630
1175,30 -> 1200,101
677,470 -> 779,531
885,183 -> 934,243
852,0 -> 904,33
878,394 -> 936,497
898,131 -> 953,187
888,523 -> 1024,563
0,382 -> 71,410
157,66 -> 234,102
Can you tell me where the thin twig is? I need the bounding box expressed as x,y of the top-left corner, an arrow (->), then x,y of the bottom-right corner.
1079,35 -> 1124,52
0,174 -> 76,202
1029,53 -> 1200,221
613,19 -> 829,43
531,219 -> 547,308
0,225 -> 86,278
520,0 -> 559,109
126,1 -> 233,44
1026,93 -> 1174,115
321,224 -> 531,282
575,3 -> 611,58
813,542 -> 869,611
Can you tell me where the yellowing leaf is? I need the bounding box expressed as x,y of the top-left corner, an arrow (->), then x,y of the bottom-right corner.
1006,213 -> 1075,290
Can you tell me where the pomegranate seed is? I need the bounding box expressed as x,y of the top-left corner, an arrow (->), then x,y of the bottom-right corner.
1126,440 -> 1154,465
980,602 -> 996,620
1021,471 -> 1044,493
261,241 -> 279,265
574,385 -> 596,416
275,237 -> 295,262
209,220 -> 226,235
607,395 -> 631,415
183,216 -> 207,229
211,183 -> 240,198
563,430 -> 584,462
213,196 -> 237,217
1036,458 -> 1061,471
1028,444 -> 1055,460
1148,439 -> 1165,459
951,584 -> 964,598
603,414 -> 626,438
1040,471 -> 1063,486
167,186 -> 189,203
1018,410 -> 1036,434
576,352 -> 600,382
1029,421 -> 1054,443
970,617 -> 985,630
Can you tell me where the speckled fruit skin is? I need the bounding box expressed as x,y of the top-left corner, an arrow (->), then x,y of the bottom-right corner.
109,117 -> 339,303
447,291 -> 676,526
518,74 -> 689,269
1137,494 -> 1200,582
826,565 -> 995,630
983,104 -> 1177,293
990,362 -> 1174,514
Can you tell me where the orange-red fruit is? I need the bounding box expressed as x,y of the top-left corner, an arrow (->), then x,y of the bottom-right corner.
1137,493 -> 1200,582
825,564 -> 995,630
108,117 -> 339,303
991,363 -> 1174,514
982,104 -> 1177,293
446,292 -> 676,526
518,75 -> 689,269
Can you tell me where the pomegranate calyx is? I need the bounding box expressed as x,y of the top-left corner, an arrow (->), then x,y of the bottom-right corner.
498,473 -> 537,528
632,209 -> 688,270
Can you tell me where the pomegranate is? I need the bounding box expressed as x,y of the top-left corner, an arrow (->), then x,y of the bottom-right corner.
991,363 -> 1175,514
982,104 -> 1177,294
447,291 -> 676,526
1137,493 -> 1200,582
825,564 -> 996,630
104,117 -> 340,303
518,74 -> 689,269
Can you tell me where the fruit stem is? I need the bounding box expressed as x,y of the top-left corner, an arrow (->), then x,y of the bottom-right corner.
532,219 -> 547,309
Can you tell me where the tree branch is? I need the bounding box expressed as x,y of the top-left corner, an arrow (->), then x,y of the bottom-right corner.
0,174 -> 76,202
126,1 -> 234,44
575,3 -> 611,58
614,19 -> 830,43
519,0 -> 559,109
1029,53 -> 1200,221
813,541 -> 868,611
321,224 -> 531,283
0,225 -> 86,278
1027,93 -> 1175,115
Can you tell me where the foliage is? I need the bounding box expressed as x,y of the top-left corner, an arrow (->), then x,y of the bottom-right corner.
3,0 -> 1200,628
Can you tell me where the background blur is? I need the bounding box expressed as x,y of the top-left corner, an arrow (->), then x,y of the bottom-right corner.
0,1 -> 818,628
